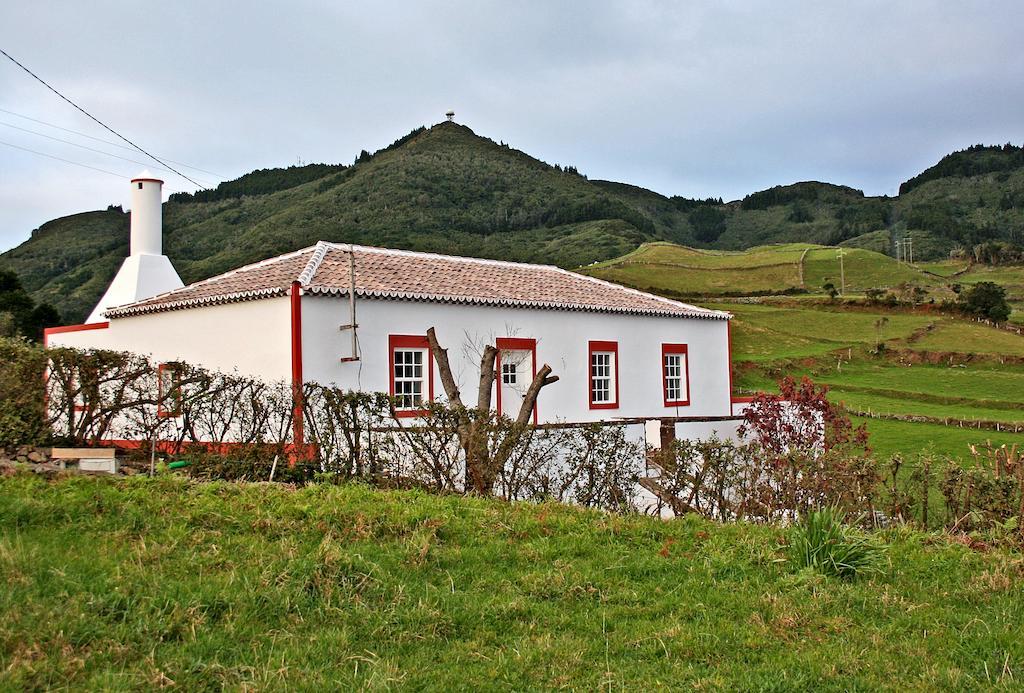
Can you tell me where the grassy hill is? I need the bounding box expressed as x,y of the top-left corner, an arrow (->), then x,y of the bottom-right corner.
2,123 -> 1023,323
3,473 -> 1024,689
1,123 -> 681,322
584,241 -> 939,297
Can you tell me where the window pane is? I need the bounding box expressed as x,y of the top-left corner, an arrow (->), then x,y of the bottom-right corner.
590,350 -> 615,404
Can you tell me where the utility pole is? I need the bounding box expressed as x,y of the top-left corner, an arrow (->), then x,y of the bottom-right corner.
836,249 -> 847,296
907,235 -> 914,265
895,238 -> 903,263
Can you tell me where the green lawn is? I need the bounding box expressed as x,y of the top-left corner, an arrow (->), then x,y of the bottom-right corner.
585,242 -> 964,299
3,475 -> 1024,690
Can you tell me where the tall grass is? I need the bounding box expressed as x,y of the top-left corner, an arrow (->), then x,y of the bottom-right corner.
789,507 -> 883,579
2,475 -> 1023,688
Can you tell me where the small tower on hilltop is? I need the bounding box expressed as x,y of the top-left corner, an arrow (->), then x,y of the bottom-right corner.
445,110 -> 455,122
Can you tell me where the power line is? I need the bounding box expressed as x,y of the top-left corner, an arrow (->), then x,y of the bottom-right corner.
0,138 -> 133,179
0,106 -> 226,178
0,120 -> 212,187
0,138 -> 181,192
0,47 -> 203,187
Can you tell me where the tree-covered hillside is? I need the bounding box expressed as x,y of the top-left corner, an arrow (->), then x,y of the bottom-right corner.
2,123 -> 688,321
2,122 -> 1023,323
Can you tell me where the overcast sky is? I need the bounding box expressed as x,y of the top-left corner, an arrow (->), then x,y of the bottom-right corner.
1,1 -> 1022,252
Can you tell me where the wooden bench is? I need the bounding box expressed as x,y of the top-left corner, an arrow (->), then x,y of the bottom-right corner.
50,447 -> 119,474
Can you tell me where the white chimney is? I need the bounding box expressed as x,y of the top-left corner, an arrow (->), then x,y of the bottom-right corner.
85,173 -> 184,323
130,173 -> 164,256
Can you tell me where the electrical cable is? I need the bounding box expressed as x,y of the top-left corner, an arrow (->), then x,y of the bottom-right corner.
0,138 -> 132,178
0,47 -> 203,186
0,106 -> 225,178
0,120 -> 211,187
0,138 -> 179,191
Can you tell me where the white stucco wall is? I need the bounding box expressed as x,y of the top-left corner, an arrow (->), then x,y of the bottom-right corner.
300,295 -> 733,423
46,293 -> 735,426
46,297 -> 292,382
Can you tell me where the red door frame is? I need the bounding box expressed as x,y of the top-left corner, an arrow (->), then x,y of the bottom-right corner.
495,337 -> 538,424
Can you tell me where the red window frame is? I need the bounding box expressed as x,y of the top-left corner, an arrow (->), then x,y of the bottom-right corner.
495,337 -> 538,424
661,343 -> 691,407
388,335 -> 434,418
157,363 -> 183,418
588,340 -> 619,410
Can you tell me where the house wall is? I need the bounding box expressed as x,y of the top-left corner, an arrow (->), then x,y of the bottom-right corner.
45,297 -> 293,382
300,295 -> 733,423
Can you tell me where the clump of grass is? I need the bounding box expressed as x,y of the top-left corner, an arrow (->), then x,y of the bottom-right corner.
789,507 -> 884,579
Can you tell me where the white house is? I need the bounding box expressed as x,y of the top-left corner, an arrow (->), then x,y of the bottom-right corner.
45,176 -> 746,446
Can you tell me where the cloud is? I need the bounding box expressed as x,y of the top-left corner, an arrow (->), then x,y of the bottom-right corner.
1,0 -> 1022,251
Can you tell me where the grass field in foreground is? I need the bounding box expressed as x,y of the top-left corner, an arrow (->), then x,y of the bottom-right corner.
2,475 -> 1024,690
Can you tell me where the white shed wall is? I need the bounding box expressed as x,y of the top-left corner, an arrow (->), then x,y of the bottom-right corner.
300,295 -> 733,423
46,297 -> 293,382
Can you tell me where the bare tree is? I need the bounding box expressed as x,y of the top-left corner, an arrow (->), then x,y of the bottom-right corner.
425,326 -> 558,494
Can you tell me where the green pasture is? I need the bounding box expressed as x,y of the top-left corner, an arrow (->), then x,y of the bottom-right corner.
907,320 -> 1024,356
802,247 -> 931,292
718,302 -> 932,361
3,474 -> 1024,690
854,417 -> 1023,464
585,242 -> 809,295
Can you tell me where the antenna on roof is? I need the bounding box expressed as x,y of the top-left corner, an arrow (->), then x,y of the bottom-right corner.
339,244 -> 360,363
445,110 -> 455,122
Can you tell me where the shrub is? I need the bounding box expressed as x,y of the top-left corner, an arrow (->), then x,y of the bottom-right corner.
789,507 -> 883,579
959,281 -> 1011,323
0,337 -> 49,447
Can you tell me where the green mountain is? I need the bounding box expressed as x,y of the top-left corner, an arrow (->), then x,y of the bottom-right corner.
2,122 -> 1023,323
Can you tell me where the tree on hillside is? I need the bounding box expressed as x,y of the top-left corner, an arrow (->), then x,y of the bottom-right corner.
959,281 -> 1011,323
689,206 -> 727,243
0,270 -> 61,341
425,327 -> 559,494
787,202 -> 815,223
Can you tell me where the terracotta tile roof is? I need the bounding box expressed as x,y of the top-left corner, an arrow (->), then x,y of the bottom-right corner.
105,242 -> 730,320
